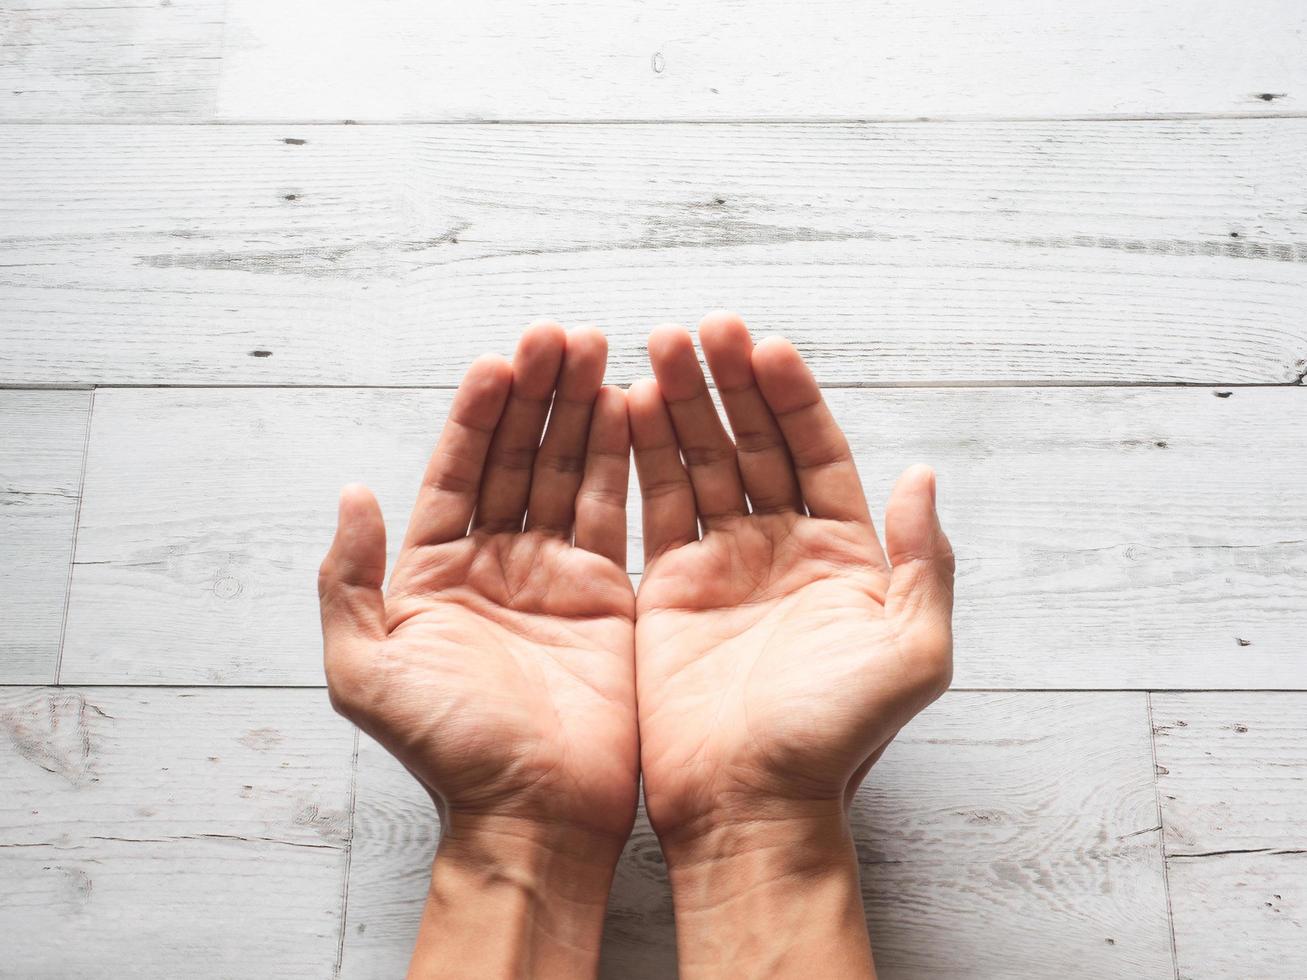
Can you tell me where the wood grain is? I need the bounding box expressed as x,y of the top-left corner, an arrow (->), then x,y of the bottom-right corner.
0,0 -> 225,121
0,391 -> 89,682
0,837 -> 344,978
341,694 -> 1171,979
0,686 -> 354,978
1152,693 -> 1307,980
59,386 -> 1307,688
3,0 -> 1304,120
2,122 -> 1305,385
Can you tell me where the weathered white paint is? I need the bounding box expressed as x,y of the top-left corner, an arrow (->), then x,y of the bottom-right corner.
3,0 -> 1304,120
1,122 -> 1304,385
0,391 -> 89,682
343,694 -> 1172,979
1153,694 -> 1307,980
0,0 -> 225,121
0,686 -> 355,978
1,3 -> 1302,972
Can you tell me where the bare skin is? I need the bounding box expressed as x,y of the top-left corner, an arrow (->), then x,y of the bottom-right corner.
630,312 -> 955,978
318,313 -> 955,979
318,323 -> 638,979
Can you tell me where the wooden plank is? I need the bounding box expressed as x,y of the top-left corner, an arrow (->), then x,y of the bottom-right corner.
0,686 -> 354,977
3,0 -> 1304,120
0,0 -> 226,121
2,121 -> 1305,385
1152,694 -> 1307,980
341,693 -> 1171,979
60,386 -> 1307,688
0,838 -> 345,978
0,390 -> 89,682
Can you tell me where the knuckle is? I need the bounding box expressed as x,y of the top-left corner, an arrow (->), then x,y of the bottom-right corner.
578,484 -> 625,507
537,451 -> 586,476
733,430 -> 784,456
681,444 -> 735,468
427,470 -> 478,496
641,477 -> 690,501
488,446 -> 537,472
793,439 -> 851,472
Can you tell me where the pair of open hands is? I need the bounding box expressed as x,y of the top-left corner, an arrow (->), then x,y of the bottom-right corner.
318,312 -> 954,978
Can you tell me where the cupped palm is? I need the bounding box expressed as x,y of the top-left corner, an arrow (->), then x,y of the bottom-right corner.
629,314 -> 954,840
318,324 -> 639,841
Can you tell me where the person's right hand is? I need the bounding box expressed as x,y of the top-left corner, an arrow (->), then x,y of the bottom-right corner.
629,312 -> 955,976
317,323 -> 636,978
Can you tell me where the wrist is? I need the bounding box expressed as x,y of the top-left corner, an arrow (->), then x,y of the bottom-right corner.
409,814 -> 622,980
660,807 -> 876,979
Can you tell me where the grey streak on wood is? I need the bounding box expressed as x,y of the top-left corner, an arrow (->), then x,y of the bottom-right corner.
2,122 -> 1306,385
340,693 -> 1172,978
0,391 -> 90,683
58,386 -> 1307,688
0,686 -> 355,978
1152,694 -> 1307,979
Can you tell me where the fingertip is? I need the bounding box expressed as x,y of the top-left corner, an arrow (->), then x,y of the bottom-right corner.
464,352 -> 514,390
752,336 -> 818,413
595,383 -> 629,413
327,483 -> 386,589
516,320 -> 568,368
699,312 -> 755,387
454,354 -> 513,428
336,482 -> 383,532
338,481 -> 375,511
568,324 -> 608,356
511,321 -> 567,398
523,318 -> 568,348
698,309 -> 749,344
898,463 -> 937,503
626,379 -> 674,451
626,377 -> 663,413
591,386 -> 631,449
885,464 -> 949,564
752,334 -> 801,366
647,323 -> 693,363
560,326 -> 609,394
647,324 -> 708,402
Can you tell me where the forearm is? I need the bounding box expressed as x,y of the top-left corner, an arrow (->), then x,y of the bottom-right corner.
662,810 -> 876,979
407,815 -> 621,980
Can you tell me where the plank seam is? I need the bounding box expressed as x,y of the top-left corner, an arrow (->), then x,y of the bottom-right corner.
1,112 -> 1307,126
2,382 -> 1305,393
1147,692 -> 1181,980
53,387 -> 95,686
334,725 -> 361,979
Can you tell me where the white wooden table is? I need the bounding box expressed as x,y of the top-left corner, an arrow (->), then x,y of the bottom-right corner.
1,2 -> 1304,976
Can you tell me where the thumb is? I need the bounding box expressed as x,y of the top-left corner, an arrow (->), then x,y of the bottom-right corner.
318,483 -> 388,651
884,465 -> 955,634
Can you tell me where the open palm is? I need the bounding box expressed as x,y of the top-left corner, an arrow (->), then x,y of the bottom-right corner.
318,324 -> 638,843
630,314 -> 955,840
